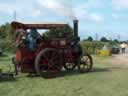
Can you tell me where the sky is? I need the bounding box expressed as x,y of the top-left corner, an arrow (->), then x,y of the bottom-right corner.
0,0 -> 128,41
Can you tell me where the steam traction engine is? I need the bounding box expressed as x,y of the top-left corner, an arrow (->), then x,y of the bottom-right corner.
11,20 -> 93,77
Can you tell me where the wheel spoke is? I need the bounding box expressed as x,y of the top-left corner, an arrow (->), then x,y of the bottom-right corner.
51,55 -> 59,61
51,51 -> 57,58
45,51 -> 61,71
35,48 -> 63,76
78,55 -> 93,73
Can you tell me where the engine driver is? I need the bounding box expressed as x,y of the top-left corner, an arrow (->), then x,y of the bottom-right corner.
27,29 -> 41,51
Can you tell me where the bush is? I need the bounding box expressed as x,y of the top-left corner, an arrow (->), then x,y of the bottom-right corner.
0,40 -> 15,53
80,41 -> 108,54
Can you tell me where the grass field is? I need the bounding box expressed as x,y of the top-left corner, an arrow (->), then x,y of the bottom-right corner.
0,53 -> 128,96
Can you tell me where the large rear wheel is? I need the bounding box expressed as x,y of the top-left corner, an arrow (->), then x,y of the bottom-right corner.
35,48 -> 62,77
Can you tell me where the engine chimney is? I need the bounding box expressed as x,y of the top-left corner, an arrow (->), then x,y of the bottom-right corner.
73,19 -> 79,44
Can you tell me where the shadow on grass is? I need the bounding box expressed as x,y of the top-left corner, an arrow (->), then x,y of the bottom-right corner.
0,54 -> 8,57
62,67 -> 111,77
0,74 -> 17,82
27,67 -> 111,79
91,67 -> 111,73
109,66 -> 128,70
0,54 -> 10,61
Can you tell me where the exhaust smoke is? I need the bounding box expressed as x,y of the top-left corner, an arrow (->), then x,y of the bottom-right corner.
38,0 -> 76,19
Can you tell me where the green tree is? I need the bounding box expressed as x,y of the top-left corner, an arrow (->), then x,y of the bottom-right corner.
0,23 -> 14,41
0,23 -> 15,52
87,36 -> 93,41
0,24 -> 7,39
44,24 -> 73,38
113,39 -> 119,43
100,37 -> 108,42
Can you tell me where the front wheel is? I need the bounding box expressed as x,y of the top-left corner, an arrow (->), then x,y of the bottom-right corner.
78,54 -> 93,73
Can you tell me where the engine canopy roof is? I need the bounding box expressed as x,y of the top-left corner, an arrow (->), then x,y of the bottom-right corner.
11,21 -> 68,29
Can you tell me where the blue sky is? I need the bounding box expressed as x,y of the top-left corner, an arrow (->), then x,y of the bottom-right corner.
0,0 -> 128,40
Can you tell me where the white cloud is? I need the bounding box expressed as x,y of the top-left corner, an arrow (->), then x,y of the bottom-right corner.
112,0 -> 128,10
112,13 -> 128,21
38,0 -> 75,19
90,14 -> 104,22
37,0 -> 106,22
75,5 -> 104,22
0,0 -> 42,19
112,13 -> 119,19
32,9 -> 41,17
0,0 -> 106,23
74,0 -> 107,22
0,4 -> 14,15
76,0 -> 109,11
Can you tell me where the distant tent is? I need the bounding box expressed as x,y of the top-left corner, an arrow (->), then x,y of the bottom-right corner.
120,43 -> 127,48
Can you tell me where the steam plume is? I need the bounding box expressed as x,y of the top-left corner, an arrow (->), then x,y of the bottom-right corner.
38,0 -> 76,19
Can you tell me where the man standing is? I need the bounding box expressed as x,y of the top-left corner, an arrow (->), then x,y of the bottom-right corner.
27,29 -> 41,51
120,42 -> 127,53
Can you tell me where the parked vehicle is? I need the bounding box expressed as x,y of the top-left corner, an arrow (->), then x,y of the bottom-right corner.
110,46 -> 120,54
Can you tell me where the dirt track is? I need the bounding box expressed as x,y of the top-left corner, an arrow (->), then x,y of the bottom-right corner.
111,53 -> 128,67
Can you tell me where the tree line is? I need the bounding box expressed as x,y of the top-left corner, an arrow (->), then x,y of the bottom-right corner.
0,23 -> 125,43
84,36 -> 122,43
0,23 -> 125,52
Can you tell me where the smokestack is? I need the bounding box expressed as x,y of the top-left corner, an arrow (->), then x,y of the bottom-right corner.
73,19 -> 79,44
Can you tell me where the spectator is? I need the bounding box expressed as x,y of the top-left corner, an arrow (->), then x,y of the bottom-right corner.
120,42 -> 127,53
